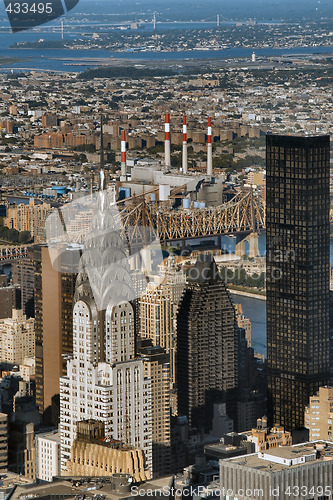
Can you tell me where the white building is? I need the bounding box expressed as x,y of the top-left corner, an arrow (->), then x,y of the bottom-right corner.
19,357 -> 36,382
60,300 -> 152,472
60,187 -> 152,477
220,441 -> 333,500
36,431 -> 60,483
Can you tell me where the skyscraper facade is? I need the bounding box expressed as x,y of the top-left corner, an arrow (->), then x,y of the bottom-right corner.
12,251 -> 35,318
59,189 -> 152,477
34,245 -> 77,423
266,134 -> 331,431
177,254 -> 238,430
304,386 -> 333,441
138,256 -> 185,416
139,283 -> 176,389
138,340 -> 171,477
4,199 -> 53,243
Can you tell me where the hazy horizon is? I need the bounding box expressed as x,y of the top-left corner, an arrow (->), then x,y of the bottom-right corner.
1,0 -> 333,22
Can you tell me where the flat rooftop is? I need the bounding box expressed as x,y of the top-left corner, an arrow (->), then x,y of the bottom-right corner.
36,430 -> 60,444
12,476 -> 175,500
223,441 -> 333,472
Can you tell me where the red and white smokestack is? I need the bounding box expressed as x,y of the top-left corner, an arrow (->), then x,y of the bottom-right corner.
165,113 -> 171,168
207,117 -> 213,176
121,130 -> 126,178
182,115 -> 188,174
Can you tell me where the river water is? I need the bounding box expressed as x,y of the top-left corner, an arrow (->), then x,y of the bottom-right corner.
0,30 -> 332,72
228,234 -> 333,358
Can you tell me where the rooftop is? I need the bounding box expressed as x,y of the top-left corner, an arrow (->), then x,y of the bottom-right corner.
223,441 -> 333,472
12,476 -> 175,500
36,430 -> 60,444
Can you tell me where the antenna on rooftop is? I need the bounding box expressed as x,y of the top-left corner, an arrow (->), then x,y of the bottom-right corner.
100,114 -> 105,191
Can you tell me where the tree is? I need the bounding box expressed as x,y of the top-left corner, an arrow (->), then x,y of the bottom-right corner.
72,144 -> 96,153
73,153 -> 87,163
19,231 -> 31,244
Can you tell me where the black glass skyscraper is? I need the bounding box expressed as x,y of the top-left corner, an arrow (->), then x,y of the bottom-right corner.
177,254 -> 238,431
266,134 -> 331,431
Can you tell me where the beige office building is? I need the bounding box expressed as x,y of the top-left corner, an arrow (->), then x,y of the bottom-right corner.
305,386 -> 333,441
34,245 -> 77,422
0,309 -> 35,365
139,256 -> 186,389
139,341 -> 171,477
139,283 -> 175,387
65,421 -> 148,483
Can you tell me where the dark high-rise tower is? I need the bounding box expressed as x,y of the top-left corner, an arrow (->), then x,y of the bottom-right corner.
12,249 -> 35,318
177,254 -> 238,430
266,134 -> 331,431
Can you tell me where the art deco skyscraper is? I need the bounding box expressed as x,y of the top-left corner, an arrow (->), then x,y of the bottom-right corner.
177,254 -> 238,430
59,171 -> 152,477
266,134 -> 331,431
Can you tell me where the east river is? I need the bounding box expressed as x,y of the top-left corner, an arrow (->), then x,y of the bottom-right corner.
228,235 -> 333,358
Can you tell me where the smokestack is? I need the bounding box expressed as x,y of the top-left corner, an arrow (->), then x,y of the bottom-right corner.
165,113 -> 171,168
207,117 -> 213,176
182,115 -> 188,174
121,130 -> 126,179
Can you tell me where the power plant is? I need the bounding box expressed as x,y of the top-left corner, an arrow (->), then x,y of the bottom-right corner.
116,113 -> 225,202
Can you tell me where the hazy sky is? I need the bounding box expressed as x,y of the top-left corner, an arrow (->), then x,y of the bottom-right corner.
1,0 -> 332,21
78,0 -> 333,20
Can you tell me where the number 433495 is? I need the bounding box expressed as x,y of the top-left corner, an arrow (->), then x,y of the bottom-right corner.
6,3 -> 53,14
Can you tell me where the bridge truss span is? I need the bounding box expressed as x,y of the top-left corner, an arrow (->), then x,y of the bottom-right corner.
0,245 -> 29,263
120,189 -> 266,245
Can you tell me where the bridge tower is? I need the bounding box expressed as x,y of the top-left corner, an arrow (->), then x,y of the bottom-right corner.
235,232 -> 259,258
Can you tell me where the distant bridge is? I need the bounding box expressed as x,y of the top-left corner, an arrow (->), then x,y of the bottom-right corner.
0,245 -> 29,264
119,189 -> 266,246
